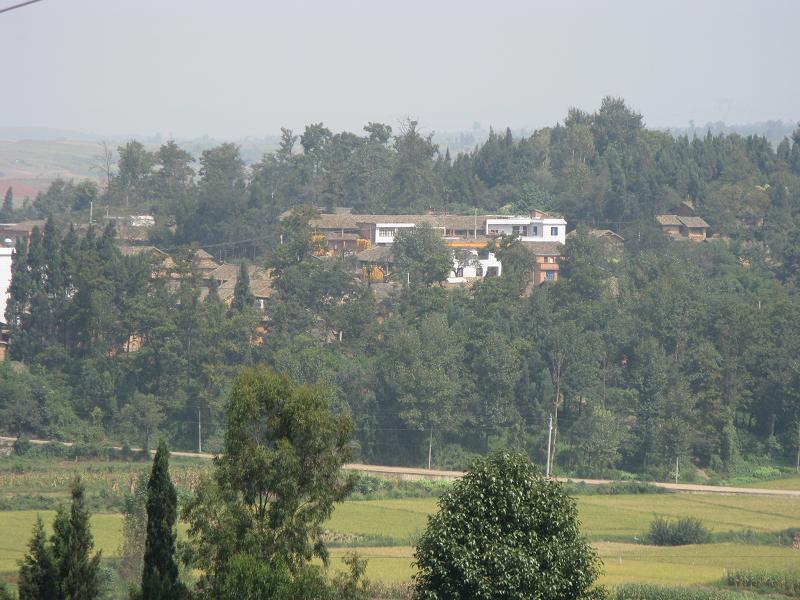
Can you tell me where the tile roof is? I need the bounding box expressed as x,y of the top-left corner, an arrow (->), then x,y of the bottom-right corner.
678,216 -> 710,229
656,214 -> 683,226
311,213 -> 487,231
356,245 -> 395,263
521,241 -> 564,256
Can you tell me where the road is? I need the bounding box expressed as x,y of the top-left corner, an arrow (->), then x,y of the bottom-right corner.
3,436 -> 799,498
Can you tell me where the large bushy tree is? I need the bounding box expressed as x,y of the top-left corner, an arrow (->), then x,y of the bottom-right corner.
414,451 -> 604,599
182,366 -> 356,597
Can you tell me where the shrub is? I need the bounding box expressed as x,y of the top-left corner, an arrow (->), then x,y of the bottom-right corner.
414,451 -> 605,599
14,434 -> 33,456
645,516 -> 711,546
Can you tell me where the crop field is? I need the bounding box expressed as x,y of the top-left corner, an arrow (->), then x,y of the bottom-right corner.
1,459 -> 800,591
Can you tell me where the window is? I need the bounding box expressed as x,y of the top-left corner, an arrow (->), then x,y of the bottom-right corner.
476,265 -> 484,277
546,271 -> 555,281
456,267 -> 464,277
377,227 -> 394,238
512,225 -> 520,235
550,226 -> 559,236
521,226 -> 528,236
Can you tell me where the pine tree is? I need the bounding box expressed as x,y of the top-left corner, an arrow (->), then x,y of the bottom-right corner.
18,515 -> 58,600
53,478 -> 102,600
141,440 -> 182,599
2,186 -> 13,217
231,260 -> 254,312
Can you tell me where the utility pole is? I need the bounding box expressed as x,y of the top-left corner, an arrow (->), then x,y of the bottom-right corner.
796,421 -> 800,474
545,415 -> 553,478
198,408 -> 202,454
428,425 -> 433,470
675,455 -> 679,484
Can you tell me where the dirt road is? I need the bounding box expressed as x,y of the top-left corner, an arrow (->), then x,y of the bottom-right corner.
3,436 -> 798,497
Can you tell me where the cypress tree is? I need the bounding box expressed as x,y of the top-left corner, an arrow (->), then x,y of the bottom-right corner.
53,478 -> 102,600
2,186 -> 13,217
141,440 -> 182,599
231,260 -> 254,312
18,515 -> 58,600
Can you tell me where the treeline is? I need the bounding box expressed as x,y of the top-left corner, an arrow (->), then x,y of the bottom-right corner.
2,220 -> 259,451
2,98 -> 800,479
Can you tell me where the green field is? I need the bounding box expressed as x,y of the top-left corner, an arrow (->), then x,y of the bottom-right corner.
2,491 -> 799,590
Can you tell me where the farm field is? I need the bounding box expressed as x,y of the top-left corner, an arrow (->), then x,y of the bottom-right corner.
738,477 -> 800,491
2,490 -> 799,589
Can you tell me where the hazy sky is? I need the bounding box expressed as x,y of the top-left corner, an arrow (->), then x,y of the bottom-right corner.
1,0 -> 797,138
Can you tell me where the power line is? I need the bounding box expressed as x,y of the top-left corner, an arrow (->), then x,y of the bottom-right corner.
0,0 -> 44,15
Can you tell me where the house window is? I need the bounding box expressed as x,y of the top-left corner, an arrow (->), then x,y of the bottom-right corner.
512,225 -> 520,235
546,271 -> 555,281
476,265 -> 483,277
532,226 -> 538,235
456,267 -> 464,277
521,226 -> 528,236
378,228 -> 394,238
550,226 -> 559,236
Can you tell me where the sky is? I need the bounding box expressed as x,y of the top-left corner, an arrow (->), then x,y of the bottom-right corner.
1,0 -> 797,139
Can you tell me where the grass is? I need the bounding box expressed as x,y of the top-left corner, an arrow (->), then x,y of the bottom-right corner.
738,476 -> 800,491
0,510 -> 123,573
2,458 -> 800,590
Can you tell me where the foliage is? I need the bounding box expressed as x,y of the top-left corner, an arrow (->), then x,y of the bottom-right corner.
53,478 -> 103,599
725,569 -> 800,595
18,515 -> 58,599
181,367 -> 357,596
612,584 -> 764,600
413,451 -> 604,599
118,470 -> 148,586
392,222 -> 452,287
141,440 -> 183,599
646,516 -> 711,546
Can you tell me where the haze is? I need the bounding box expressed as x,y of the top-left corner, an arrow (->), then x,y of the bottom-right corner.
1,0 -> 797,138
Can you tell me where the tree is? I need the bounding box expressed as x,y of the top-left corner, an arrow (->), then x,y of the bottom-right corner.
182,367 -> 356,596
120,393 -> 164,456
18,515 -> 58,600
53,478 -> 102,600
231,261 -> 254,313
414,451 -> 604,599
393,222 -> 452,287
2,186 -> 13,217
141,440 -> 183,599
119,471 -> 148,587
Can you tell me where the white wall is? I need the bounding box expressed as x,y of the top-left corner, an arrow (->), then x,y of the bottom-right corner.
374,222 -> 415,244
485,217 -> 566,244
448,250 -> 502,283
0,247 -> 15,324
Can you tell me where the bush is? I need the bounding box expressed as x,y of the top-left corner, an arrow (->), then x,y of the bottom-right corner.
414,451 -> 605,599
645,516 -> 711,546
725,569 -> 800,595
14,434 -> 33,456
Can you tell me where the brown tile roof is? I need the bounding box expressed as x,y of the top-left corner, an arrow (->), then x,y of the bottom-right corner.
356,245 -> 395,263
678,216 -> 709,229
656,214 -> 683,226
311,213 -> 487,232
521,241 -> 563,256
118,244 -> 165,256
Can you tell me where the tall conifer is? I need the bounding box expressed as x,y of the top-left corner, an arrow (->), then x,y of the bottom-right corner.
18,516 -> 58,600
53,478 -> 102,600
141,440 -> 182,599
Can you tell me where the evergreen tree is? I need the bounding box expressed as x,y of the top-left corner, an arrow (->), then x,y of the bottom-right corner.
2,186 -> 13,217
18,515 -> 58,600
53,478 -> 102,600
231,260 -> 254,312
141,440 -> 182,600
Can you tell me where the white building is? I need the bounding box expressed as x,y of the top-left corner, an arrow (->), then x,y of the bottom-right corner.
447,249 -> 502,284
0,246 -> 14,324
484,214 -> 567,245
373,222 -> 417,245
